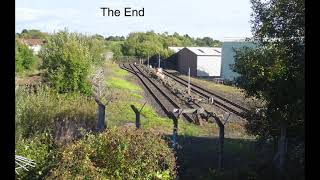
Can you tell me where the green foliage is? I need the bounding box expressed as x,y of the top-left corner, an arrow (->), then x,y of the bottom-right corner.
194,37 -> 222,47
18,29 -> 49,40
15,85 -> 96,140
91,34 -> 105,40
39,30 -> 105,94
106,31 -> 221,60
15,133 -> 59,180
232,0 -> 304,178
47,127 -> 177,179
15,38 -> 37,72
86,36 -> 107,65
122,31 -> 190,59
106,35 -> 125,41
105,41 -> 124,60
107,77 -> 142,91
15,84 -> 97,179
233,0 -> 304,139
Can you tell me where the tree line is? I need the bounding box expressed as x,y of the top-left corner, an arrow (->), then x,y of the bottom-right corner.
16,29 -> 221,61
106,31 -> 221,59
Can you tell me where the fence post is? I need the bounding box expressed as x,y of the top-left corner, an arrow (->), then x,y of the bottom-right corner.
130,105 -> 141,129
170,111 -> 179,150
278,121 -> 287,178
219,124 -> 224,170
213,116 -> 224,170
96,100 -> 106,131
173,117 -> 178,149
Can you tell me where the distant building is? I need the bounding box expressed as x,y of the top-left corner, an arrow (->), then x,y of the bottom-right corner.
176,47 -> 222,77
21,39 -> 46,55
221,37 -> 256,81
104,51 -> 113,60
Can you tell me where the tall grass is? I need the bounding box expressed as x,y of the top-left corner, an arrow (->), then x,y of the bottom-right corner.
15,85 -> 97,141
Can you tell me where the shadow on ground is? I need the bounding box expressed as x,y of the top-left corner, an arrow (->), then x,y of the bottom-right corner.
164,135 -> 258,180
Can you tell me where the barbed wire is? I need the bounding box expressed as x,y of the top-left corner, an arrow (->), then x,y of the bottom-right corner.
15,155 -> 36,175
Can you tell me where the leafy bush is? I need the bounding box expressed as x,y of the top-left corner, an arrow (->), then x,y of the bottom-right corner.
15,38 -> 37,72
85,36 -> 107,65
39,30 -> 105,94
15,133 -> 59,180
47,127 -> 177,179
18,29 -> 50,40
15,85 -> 97,140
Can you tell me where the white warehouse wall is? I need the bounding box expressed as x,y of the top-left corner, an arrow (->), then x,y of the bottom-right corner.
221,41 -> 256,81
32,45 -> 41,55
28,45 -> 42,55
196,56 -> 221,77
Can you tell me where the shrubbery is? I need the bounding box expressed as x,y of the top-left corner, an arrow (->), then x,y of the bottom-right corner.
39,30 -> 106,95
15,133 -> 59,180
47,127 -> 177,179
15,85 -> 97,140
15,38 -> 37,73
15,85 -> 177,179
15,85 -> 97,179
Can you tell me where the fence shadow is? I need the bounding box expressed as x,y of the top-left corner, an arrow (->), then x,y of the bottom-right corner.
163,135 -> 258,179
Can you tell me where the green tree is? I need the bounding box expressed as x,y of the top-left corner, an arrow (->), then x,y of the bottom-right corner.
194,37 -> 222,47
15,38 -> 36,72
85,36 -> 107,65
108,31 -> 220,60
39,31 -> 102,94
232,0 -> 304,177
19,29 -> 49,40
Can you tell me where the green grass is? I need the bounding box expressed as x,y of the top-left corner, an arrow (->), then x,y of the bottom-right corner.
107,77 -> 142,91
179,74 -> 243,95
113,68 -> 128,77
15,86 -> 97,140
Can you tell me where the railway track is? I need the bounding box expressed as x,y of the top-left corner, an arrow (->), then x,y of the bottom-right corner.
119,63 -> 193,122
161,70 -> 248,119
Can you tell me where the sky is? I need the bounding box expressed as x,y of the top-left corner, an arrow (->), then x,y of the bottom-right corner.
16,0 -> 253,41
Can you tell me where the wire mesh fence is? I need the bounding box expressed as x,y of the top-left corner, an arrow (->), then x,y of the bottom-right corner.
111,56 -> 146,64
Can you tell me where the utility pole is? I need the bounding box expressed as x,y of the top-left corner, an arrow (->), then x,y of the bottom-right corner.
147,53 -> 149,68
188,67 -> 191,95
158,54 -> 160,69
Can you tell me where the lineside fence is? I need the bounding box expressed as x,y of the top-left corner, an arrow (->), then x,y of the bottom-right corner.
111,56 -> 146,64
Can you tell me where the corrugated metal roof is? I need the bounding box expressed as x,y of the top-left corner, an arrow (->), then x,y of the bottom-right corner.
184,47 -> 222,56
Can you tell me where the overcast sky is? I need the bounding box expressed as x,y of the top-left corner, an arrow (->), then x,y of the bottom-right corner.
16,0 -> 253,41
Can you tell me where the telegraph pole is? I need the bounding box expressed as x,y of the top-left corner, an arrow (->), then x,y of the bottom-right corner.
188,67 -> 191,95
147,53 -> 149,68
158,54 -> 160,68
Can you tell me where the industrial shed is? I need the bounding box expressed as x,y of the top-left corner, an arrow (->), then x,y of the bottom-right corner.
177,47 -> 222,77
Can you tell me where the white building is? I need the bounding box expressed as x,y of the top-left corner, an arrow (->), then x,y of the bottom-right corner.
176,47 -> 222,77
221,37 -> 256,81
21,39 -> 45,55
